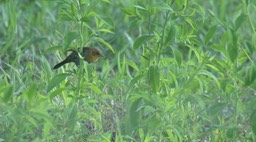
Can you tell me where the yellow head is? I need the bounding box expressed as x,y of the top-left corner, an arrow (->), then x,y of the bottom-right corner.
83,47 -> 102,63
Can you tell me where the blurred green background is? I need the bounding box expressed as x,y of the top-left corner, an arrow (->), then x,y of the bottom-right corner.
0,0 -> 256,141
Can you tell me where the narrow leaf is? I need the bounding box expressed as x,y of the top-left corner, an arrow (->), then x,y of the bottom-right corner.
235,13 -> 247,31
133,35 -> 154,49
252,32 -> 256,50
244,65 -> 256,86
64,32 -> 79,50
0,85 -> 13,102
95,37 -> 115,53
251,110 -> 256,135
148,65 -> 160,93
164,26 -> 176,46
205,25 -> 217,45
47,73 -> 70,92
172,48 -> 182,67
26,84 -> 36,101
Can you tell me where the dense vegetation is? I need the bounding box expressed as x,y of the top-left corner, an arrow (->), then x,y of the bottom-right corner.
0,0 -> 256,141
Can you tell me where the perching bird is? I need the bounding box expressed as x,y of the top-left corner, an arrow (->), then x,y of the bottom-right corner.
53,47 -> 101,69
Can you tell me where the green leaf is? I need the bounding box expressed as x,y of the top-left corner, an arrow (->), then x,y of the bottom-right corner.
235,13 -> 247,31
208,9 -> 226,28
194,3 -> 205,22
225,31 -> 238,63
164,26 -> 176,46
133,35 -> 154,49
244,65 -> 256,86
127,61 -> 139,72
152,1 -> 173,11
102,0 -> 111,4
66,104 -> 77,133
134,5 -> 146,10
185,18 -> 196,30
80,16 -> 91,22
227,44 -> 238,63
148,65 -> 160,93
138,128 -> 145,141
99,28 -> 114,34
172,48 -> 182,67
49,88 -> 66,100
176,0 -> 186,9
88,84 -> 102,94
100,16 -> 114,27
47,73 -> 71,92
126,98 -> 141,135
64,32 -> 79,50
26,84 -> 36,101
226,126 -> 238,139
251,110 -> 256,135
0,85 -> 13,103
129,74 -> 144,89
252,32 -> 256,50
199,70 -> 221,89
121,8 -> 136,16
95,37 -> 115,53
205,25 -> 216,45
70,3 -> 76,16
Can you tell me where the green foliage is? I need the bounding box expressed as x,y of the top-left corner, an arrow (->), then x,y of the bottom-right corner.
0,0 -> 256,141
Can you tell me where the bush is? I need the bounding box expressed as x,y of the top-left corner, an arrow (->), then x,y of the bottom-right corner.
0,0 -> 255,141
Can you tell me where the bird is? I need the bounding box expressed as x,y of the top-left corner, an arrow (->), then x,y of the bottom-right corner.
53,47 -> 102,69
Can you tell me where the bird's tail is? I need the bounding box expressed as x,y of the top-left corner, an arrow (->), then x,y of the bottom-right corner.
53,58 -> 70,69
53,50 -> 80,69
